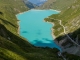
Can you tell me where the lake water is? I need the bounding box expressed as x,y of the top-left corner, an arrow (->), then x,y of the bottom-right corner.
16,9 -> 61,50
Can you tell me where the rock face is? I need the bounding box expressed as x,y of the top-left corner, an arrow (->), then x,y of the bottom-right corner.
23,0 -> 38,8
55,36 -> 80,56
23,0 -> 47,8
27,0 -> 47,6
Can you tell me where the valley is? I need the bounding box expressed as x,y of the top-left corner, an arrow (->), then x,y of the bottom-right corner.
0,0 -> 80,60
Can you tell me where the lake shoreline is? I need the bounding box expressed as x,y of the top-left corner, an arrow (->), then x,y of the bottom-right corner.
16,9 -> 61,49
16,9 -> 61,16
17,15 -> 56,41
16,9 -> 60,36
17,20 -> 20,34
44,20 -> 56,39
15,14 -> 20,35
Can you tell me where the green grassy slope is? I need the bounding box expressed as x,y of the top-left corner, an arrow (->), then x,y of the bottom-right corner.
45,0 -> 80,37
37,0 -> 74,11
44,0 -> 80,56
0,0 -> 29,34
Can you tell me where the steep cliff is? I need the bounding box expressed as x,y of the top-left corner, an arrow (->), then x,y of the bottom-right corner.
23,0 -> 38,8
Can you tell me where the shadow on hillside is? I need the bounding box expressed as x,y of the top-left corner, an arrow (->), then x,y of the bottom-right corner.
0,24 -> 63,60
0,18 -> 16,27
0,12 -> 3,15
0,24 -> 33,51
33,28 -> 80,50
0,23 -> 80,59
55,28 -> 80,47
0,24 -> 37,59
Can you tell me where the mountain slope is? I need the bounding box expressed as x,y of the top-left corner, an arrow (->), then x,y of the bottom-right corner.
0,0 -> 29,34
27,0 -> 47,6
37,0 -> 74,10
44,0 -> 80,56
23,0 -> 38,8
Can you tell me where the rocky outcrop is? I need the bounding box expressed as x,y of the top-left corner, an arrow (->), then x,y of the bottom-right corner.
23,0 -> 38,9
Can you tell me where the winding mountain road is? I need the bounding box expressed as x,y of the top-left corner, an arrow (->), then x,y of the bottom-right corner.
50,18 -> 79,46
59,20 -> 79,46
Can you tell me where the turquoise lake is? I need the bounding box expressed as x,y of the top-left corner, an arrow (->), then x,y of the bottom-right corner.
16,9 -> 61,50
